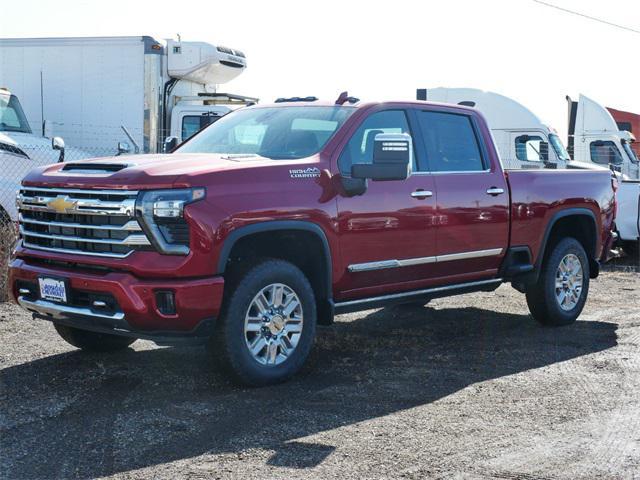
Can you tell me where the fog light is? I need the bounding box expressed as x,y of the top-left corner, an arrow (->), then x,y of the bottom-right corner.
155,290 -> 176,315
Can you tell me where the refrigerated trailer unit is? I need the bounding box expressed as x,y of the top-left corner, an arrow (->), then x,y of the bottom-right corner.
0,36 -> 256,154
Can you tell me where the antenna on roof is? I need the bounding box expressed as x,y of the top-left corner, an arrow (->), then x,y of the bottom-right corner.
335,91 -> 359,105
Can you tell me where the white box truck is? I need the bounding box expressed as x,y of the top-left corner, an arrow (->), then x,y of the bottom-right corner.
0,36 -> 257,155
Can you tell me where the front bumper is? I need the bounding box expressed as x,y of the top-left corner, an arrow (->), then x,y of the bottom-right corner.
9,258 -> 225,345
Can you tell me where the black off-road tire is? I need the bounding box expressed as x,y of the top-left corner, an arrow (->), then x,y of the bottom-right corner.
210,259 -> 317,386
54,324 -> 136,352
525,237 -> 590,326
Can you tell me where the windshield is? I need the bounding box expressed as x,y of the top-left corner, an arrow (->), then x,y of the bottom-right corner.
175,106 -> 356,159
549,133 -> 571,162
622,140 -> 639,164
0,94 -> 32,133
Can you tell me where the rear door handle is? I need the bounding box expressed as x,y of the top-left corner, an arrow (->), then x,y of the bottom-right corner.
486,187 -> 505,196
411,190 -> 433,199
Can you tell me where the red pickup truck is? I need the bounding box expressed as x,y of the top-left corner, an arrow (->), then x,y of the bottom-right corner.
9,96 -> 616,385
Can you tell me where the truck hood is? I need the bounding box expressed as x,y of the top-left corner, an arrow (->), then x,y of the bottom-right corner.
21,153 -> 296,190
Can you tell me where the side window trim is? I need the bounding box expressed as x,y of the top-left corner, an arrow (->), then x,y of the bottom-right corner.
470,114 -> 491,171
406,108 -> 430,173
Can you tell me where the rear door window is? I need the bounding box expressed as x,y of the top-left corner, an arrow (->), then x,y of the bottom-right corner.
416,111 -> 485,172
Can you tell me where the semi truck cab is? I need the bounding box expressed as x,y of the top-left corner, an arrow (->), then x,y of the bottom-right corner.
567,94 -> 640,179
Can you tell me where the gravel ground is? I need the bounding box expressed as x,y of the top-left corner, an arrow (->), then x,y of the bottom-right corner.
1,272 -> 639,480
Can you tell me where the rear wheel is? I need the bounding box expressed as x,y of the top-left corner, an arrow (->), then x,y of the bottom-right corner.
210,259 -> 317,386
526,237 -> 589,326
54,324 -> 136,352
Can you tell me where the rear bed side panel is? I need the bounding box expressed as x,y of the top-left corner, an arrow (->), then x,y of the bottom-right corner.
506,169 -> 615,265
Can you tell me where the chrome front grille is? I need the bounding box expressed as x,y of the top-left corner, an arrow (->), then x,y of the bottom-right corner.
17,187 -> 152,258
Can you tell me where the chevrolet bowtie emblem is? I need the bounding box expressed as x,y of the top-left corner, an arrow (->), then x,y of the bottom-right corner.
47,196 -> 77,214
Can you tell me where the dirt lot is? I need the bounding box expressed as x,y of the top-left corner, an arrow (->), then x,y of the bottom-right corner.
1,272 -> 639,480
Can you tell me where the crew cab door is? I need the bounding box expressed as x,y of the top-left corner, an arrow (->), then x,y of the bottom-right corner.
413,108 -> 509,279
335,109 -> 438,296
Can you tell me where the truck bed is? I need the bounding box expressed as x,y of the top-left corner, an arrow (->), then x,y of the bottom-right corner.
506,169 -> 616,264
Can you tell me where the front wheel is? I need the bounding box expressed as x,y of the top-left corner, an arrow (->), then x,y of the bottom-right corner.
210,259 -> 317,386
525,237 -> 590,326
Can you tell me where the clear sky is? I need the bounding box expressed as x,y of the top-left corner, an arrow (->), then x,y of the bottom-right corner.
1,0 -> 638,139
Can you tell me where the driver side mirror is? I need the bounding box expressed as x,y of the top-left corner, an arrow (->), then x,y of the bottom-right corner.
164,136 -> 179,153
116,142 -> 130,156
351,133 -> 412,181
51,136 -> 65,163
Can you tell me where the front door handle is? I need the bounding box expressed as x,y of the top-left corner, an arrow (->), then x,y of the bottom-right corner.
411,190 -> 433,199
486,187 -> 505,196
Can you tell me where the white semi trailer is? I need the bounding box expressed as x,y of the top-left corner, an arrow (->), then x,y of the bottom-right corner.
0,36 -> 257,155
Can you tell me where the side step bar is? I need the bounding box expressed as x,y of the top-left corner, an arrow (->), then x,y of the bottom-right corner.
334,278 -> 503,314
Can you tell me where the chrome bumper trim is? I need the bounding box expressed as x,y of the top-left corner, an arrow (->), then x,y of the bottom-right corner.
17,296 -> 125,321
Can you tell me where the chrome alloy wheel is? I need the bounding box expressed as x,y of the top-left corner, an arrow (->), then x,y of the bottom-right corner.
555,253 -> 584,311
244,283 -> 304,366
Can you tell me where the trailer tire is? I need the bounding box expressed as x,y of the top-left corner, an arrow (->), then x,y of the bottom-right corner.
525,237 -> 590,326
209,259 -> 317,386
54,324 -> 136,352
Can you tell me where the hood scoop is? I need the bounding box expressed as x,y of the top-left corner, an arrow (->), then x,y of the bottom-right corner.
62,162 -> 129,174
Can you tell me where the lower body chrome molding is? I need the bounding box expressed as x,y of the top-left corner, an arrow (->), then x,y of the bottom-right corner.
348,248 -> 503,273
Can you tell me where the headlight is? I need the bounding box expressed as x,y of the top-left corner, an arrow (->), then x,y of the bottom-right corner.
135,188 -> 206,255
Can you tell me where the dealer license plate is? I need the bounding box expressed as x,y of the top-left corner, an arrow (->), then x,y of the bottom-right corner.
38,277 -> 68,303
